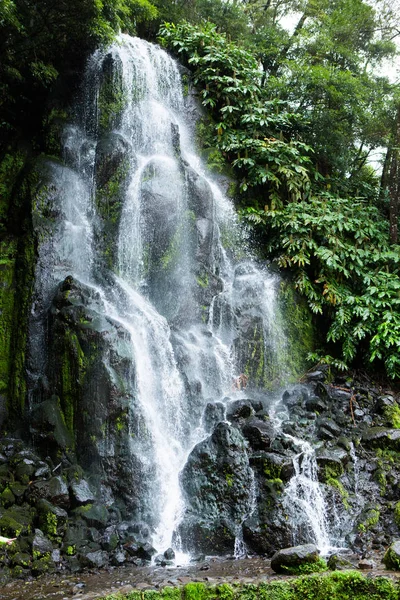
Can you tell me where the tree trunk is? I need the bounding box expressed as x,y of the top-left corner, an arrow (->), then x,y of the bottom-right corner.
388,105 -> 400,244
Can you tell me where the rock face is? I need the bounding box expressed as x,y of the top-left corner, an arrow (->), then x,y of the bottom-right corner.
179,422 -> 253,554
271,544 -> 320,573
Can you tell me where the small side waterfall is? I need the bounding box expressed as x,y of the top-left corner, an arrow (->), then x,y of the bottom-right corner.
282,437 -> 331,553
28,34 -> 343,560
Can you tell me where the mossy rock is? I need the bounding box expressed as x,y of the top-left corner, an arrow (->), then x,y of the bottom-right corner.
0,515 -> 24,536
384,541 -> 400,570
31,554 -> 55,575
0,487 -> 15,507
72,503 -> 109,528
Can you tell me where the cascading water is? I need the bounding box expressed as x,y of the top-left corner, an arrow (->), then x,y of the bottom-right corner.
28,33 -> 341,560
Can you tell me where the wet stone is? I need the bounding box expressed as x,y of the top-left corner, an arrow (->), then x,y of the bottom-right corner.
70,480 -> 96,506
164,547 -> 175,560
32,529 -> 53,556
271,544 -> 320,573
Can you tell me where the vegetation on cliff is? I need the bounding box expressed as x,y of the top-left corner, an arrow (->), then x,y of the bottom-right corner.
158,2 -> 400,379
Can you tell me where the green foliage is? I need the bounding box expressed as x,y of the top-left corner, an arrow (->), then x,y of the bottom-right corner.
241,195 -> 400,378
159,21 -> 312,203
97,573 -> 400,600
281,557 -> 328,575
0,0 -> 157,149
159,9 -> 400,380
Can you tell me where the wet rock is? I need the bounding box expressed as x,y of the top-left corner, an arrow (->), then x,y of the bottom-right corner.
249,451 -> 285,479
79,550 -> 109,569
29,475 -> 70,509
32,529 -> 53,556
282,386 -> 309,408
179,422 -> 253,554
317,418 -> 341,440
316,449 -> 348,478
30,398 -> 73,452
306,370 -> 327,382
383,541 -> 400,570
362,428 -> 400,450
31,555 -> 55,575
358,559 -> 375,570
203,402 -> 225,433
0,486 -> 15,507
10,552 -> 31,568
327,554 -> 356,570
136,543 -> 157,561
305,396 -> 328,412
101,526 -> 119,551
73,503 -> 109,528
34,464 -> 51,479
124,541 -> 156,561
70,479 -> 96,506
37,499 -> 68,537
164,547 -> 175,560
226,400 -> 254,421
270,544 -> 320,573
242,418 -> 274,451
375,395 -> 395,413
112,548 -> 126,565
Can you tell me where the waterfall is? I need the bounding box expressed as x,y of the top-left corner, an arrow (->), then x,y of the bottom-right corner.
28,33 -> 336,560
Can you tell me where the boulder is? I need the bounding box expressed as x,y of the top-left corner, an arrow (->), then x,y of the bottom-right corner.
32,529 -> 53,557
362,428 -> 400,450
383,541 -> 400,570
242,418 -> 275,451
271,544 -> 320,573
203,402 -> 225,433
79,549 -> 109,569
70,479 -> 96,506
226,400 -> 254,421
179,422 -> 253,554
73,503 -> 109,528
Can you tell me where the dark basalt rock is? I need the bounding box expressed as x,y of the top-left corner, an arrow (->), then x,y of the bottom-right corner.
226,399 -> 254,421
241,418 -> 275,451
328,554 -> 357,571
30,398 -> 74,454
203,402 -> 225,433
32,529 -> 53,556
305,396 -> 328,413
70,479 -> 96,506
73,504 -> 109,528
79,549 -> 109,569
164,547 -> 175,560
282,386 -> 309,408
383,540 -> 400,570
270,544 -> 319,573
362,427 -> 400,449
179,422 -> 253,554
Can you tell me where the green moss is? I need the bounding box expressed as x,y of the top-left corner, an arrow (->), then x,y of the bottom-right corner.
98,73 -> 127,134
277,279 -> 315,382
394,502 -> 400,527
97,573 -> 400,600
280,557 -> 328,575
383,404 -> 400,429
44,512 -> 58,538
225,473 -> 234,487
0,238 -> 18,397
358,507 -> 380,532
325,476 -> 349,510
263,460 -> 282,481
384,544 -> 400,570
